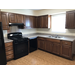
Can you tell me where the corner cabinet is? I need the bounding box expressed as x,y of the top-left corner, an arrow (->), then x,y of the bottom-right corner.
37,15 -> 51,28
66,10 -> 75,29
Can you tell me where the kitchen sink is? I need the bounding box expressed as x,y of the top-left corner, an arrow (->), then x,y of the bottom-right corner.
48,35 -> 63,38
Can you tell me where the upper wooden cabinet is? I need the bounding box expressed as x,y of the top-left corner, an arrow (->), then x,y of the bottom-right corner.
16,14 -> 24,23
66,10 -> 75,29
9,13 -> 24,23
1,12 -> 9,30
8,13 -> 17,23
36,15 -> 51,28
23,15 -> 36,28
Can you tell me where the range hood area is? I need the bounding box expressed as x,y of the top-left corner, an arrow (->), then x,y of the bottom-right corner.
9,23 -> 25,29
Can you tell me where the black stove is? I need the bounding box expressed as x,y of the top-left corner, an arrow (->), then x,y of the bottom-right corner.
7,32 -> 28,59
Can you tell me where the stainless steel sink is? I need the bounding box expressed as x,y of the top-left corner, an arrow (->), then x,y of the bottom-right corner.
48,35 -> 63,38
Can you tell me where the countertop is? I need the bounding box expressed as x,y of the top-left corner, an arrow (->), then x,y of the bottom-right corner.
4,34 -> 75,43
4,37 -> 13,43
23,34 -> 75,42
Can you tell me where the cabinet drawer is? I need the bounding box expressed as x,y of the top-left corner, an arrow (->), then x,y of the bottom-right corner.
5,46 -> 13,51
6,54 -> 14,61
38,37 -> 45,40
62,41 -> 72,46
5,42 -> 13,47
50,39 -> 60,43
6,50 -> 13,56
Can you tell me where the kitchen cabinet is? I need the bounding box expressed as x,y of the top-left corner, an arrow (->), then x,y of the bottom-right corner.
66,10 -> 75,29
61,41 -> 72,59
9,13 -> 24,23
5,42 -> 14,61
23,15 -> 36,28
34,16 -> 38,28
1,12 -> 9,30
37,37 -> 73,59
0,11 -> 1,22
23,15 -> 30,28
52,43 -> 61,55
37,15 -> 51,28
16,14 -> 24,23
37,37 -> 45,50
45,40 -> 52,52
8,13 -> 17,23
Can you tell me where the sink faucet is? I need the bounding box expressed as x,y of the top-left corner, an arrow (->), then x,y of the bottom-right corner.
55,35 -> 58,38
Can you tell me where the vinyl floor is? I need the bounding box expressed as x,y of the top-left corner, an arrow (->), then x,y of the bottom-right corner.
7,50 -> 75,65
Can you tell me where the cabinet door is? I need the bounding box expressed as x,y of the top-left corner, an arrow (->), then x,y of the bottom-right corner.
66,11 -> 75,29
38,16 -> 43,28
61,45 -> 72,59
42,15 -> 48,28
8,13 -> 17,23
23,15 -> 31,28
29,16 -> 34,28
45,41 -> 52,52
1,12 -> 9,30
52,43 -> 61,55
16,14 -> 24,23
38,39 -> 45,50
0,11 -> 1,22
33,16 -> 37,28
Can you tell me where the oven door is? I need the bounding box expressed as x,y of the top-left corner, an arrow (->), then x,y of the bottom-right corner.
13,40 -> 28,59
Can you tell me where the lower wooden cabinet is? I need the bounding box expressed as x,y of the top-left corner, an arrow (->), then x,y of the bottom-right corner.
38,38 -> 45,50
45,41 -> 52,52
37,37 -> 73,59
52,43 -> 61,55
61,45 -> 72,59
5,42 -> 14,61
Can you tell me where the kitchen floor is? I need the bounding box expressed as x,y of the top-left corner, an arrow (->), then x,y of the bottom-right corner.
7,50 -> 75,65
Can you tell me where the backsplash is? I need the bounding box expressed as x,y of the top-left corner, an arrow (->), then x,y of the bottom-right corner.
36,28 -> 75,36
3,26 -> 37,37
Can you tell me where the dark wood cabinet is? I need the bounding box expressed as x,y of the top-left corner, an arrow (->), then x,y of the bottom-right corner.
61,41 -> 72,59
1,12 -> 9,30
66,10 -> 75,29
23,15 -> 36,28
37,38 -> 45,50
8,13 -> 17,23
52,43 -> 61,55
61,45 -> 72,59
0,11 -> 1,22
45,40 -> 52,52
37,37 -> 73,59
36,15 -> 51,28
16,14 -> 24,23
23,15 -> 30,28
9,13 -> 24,23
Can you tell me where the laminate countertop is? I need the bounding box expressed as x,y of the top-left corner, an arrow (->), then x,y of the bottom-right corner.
23,34 -> 75,42
4,37 -> 13,43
